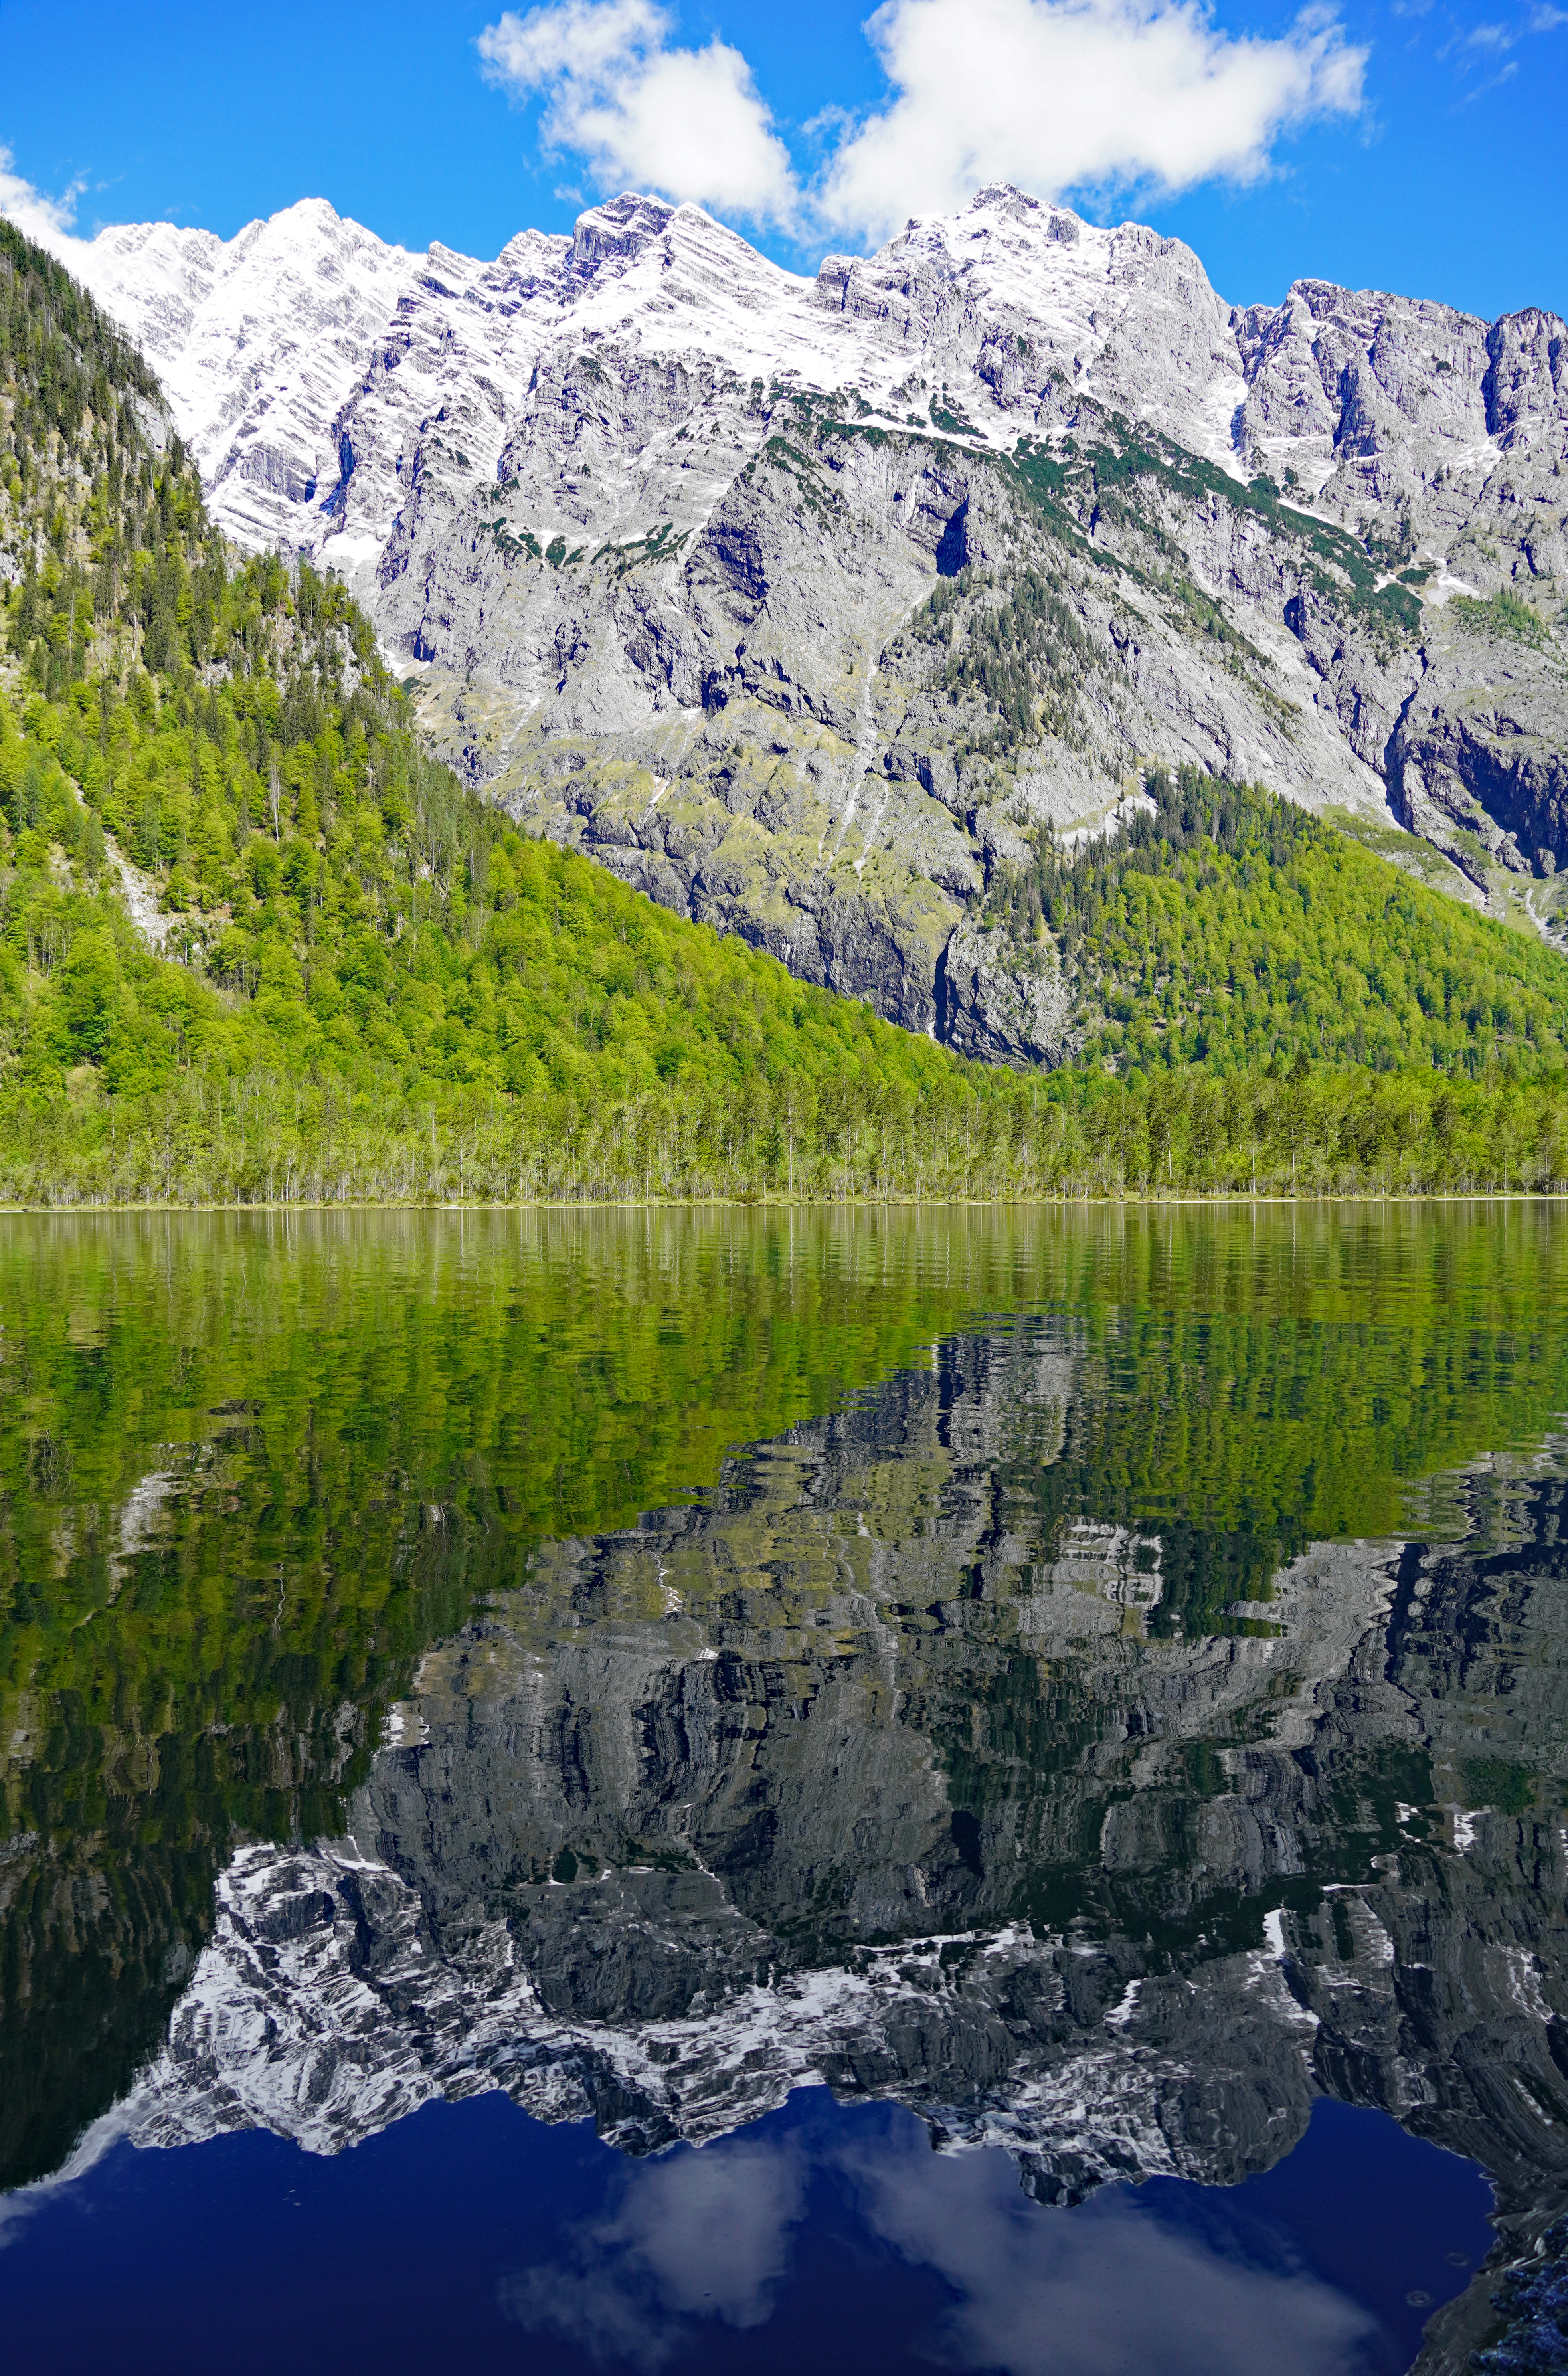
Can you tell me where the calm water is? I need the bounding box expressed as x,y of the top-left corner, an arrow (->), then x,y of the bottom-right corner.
2,1204 -> 1566,2374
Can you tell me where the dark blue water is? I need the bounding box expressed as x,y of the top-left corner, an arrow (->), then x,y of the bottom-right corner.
0,2088 -> 1490,2375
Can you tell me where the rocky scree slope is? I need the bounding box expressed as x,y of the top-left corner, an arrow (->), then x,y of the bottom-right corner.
43,184 -> 1568,1060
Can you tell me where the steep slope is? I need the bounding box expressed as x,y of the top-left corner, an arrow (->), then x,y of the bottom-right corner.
0,214 -> 1012,1192
973,766 -> 1568,1074
26,184 -> 1568,1060
8,214 -> 1568,1205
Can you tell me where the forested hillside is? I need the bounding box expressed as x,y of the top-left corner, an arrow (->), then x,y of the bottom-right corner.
981,763 -> 1568,1076
0,216 -> 986,1193
5,212 -> 1568,1204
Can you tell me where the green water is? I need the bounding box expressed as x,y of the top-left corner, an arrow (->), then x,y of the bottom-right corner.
3,1202 -> 1567,2368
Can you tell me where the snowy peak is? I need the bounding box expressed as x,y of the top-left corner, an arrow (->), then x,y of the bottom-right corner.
43,181 -> 1261,584
495,224 -> 573,284
807,184 -> 1242,463
567,190 -> 678,282
27,181 -> 1568,579
60,196 -> 419,550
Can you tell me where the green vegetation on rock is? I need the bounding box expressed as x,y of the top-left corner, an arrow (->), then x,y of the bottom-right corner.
1010,424 -> 1424,641
985,765 -> 1568,1076
1450,584 -> 1550,645
915,562 -> 1091,757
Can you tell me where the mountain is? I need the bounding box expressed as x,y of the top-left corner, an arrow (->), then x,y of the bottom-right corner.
7,207 -> 1568,1201
0,213 -> 1032,1204
38,184 -> 1568,1059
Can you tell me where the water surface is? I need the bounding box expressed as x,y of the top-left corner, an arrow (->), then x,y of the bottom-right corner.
2,1205 -> 1565,2372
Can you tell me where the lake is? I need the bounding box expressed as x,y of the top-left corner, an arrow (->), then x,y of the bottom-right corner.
2,1203 -> 1564,2374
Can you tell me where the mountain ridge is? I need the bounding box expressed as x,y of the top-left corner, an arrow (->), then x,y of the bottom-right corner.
44,180 -> 1567,566
9,188 -> 1568,1112
24,178 -> 1566,1061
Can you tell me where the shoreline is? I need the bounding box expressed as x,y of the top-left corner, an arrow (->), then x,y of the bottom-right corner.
1,1188 -> 1566,1217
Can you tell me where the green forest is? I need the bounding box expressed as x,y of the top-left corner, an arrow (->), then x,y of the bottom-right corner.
6,212 -> 1568,1205
983,762 -> 1568,1075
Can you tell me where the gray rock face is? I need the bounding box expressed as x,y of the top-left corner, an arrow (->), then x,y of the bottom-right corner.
937,919 -> 1076,1065
53,1325 -> 1568,2371
45,184 -> 1568,1054
1391,623 -> 1568,879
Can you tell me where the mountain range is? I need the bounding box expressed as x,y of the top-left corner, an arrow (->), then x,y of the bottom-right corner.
39,182 -> 1568,1058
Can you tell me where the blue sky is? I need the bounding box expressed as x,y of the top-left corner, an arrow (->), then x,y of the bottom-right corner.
0,0 -> 1563,320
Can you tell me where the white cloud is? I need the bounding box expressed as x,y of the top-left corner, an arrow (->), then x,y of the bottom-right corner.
0,2101 -> 137,2255
477,0 -> 1367,251
502,2115 -> 1381,2376
0,147 -> 87,254
477,0 -> 801,228
818,0 -> 1368,243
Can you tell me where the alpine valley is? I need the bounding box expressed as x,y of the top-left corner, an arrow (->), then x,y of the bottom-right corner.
11,160 -> 1568,2376
37,180 -> 1568,1062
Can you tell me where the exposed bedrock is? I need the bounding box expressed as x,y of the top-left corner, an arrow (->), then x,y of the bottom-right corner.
40,182 -> 1568,1054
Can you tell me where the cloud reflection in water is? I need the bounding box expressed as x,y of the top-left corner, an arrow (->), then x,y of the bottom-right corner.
500,2131 -> 808,2367
837,2119 -> 1379,2376
501,2101 -> 1377,2374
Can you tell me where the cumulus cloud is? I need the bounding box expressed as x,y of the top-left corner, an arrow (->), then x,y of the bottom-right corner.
819,0 -> 1368,243
500,2113 -> 1379,2376
500,2133 -> 807,2368
477,0 -> 1366,247
477,0 -> 801,228
837,2127 -> 1378,2376
0,147 -> 87,253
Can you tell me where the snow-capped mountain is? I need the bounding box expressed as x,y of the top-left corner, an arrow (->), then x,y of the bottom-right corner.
58,189 -> 1255,573
57,184 -> 1564,584
27,184 -> 1568,1051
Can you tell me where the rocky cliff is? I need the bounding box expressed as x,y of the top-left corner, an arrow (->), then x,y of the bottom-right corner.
32,185 -> 1568,1059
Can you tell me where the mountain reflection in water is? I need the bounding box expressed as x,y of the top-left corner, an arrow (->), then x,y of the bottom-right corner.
2,1207 -> 1567,2374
